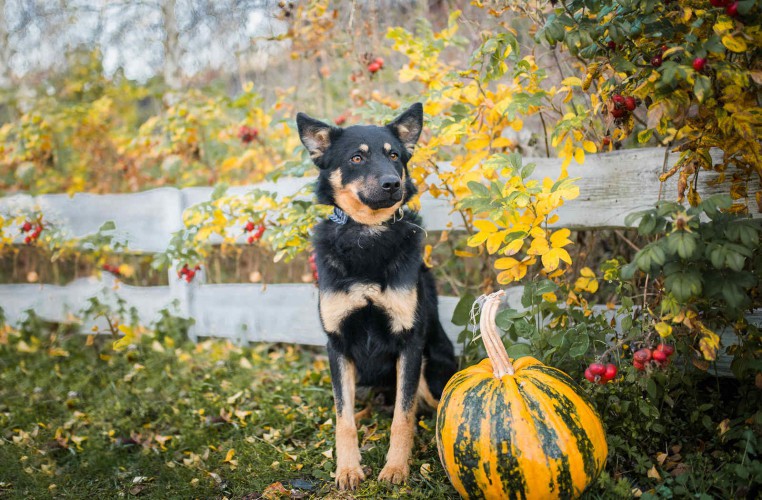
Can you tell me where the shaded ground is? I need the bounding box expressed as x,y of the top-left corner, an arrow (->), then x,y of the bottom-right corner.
0,328 -> 461,499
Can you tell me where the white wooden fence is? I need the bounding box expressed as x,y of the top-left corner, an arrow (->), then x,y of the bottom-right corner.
0,148 -> 759,374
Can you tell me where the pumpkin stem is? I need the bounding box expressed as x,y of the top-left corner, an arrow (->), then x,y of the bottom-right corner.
478,290 -> 515,377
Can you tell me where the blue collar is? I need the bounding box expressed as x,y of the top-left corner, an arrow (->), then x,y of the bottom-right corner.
328,206 -> 349,225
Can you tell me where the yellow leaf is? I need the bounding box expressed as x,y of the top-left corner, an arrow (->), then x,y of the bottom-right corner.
654,322 -> 673,338
454,249 -> 476,258
527,237 -> 549,256
648,466 -> 661,481
582,140 -> 597,153
503,238 -> 524,256
423,244 -> 434,267
722,34 -> 747,53
542,292 -> 557,303
486,231 -> 505,255
698,326 -> 720,361
549,228 -> 572,248
561,76 -> 583,87
494,257 -> 519,270
224,449 -> 236,463
574,147 -> 585,164
541,247 -> 571,271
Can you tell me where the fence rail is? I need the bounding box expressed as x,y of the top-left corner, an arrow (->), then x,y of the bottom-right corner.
1,148 -> 758,374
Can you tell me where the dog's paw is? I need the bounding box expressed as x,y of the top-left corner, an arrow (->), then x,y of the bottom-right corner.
378,462 -> 409,484
335,464 -> 365,490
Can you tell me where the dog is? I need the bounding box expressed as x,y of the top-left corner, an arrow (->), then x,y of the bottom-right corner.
296,103 -> 458,490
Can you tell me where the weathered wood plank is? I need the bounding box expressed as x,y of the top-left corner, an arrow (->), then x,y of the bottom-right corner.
0,188 -> 184,253
3,148 -> 756,253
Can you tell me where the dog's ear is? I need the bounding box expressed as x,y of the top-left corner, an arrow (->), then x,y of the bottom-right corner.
296,113 -> 336,166
386,102 -> 423,154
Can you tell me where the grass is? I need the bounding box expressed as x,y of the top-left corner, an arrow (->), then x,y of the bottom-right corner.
0,325 -> 459,499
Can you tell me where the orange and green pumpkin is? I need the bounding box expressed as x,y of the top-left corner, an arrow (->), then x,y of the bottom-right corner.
436,291 -> 608,499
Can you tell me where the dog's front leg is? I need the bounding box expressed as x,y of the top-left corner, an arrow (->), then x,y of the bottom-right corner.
328,346 -> 365,490
378,350 -> 422,484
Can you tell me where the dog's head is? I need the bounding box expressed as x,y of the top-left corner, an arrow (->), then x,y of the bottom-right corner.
296,103 -> 422,225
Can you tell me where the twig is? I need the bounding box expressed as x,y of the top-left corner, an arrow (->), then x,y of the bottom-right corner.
614,230 -> 641,252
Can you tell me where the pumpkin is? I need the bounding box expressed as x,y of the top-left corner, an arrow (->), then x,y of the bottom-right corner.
436,291 -> 608,499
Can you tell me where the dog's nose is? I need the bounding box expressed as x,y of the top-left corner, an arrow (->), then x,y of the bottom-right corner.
380,175 -> 401,193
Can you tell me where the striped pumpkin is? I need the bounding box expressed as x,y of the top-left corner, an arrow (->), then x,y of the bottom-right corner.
436,291 -> 607,499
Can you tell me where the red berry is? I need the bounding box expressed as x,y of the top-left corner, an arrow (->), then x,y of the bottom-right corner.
32,226 -> 42,238
584,368 -> 596,383
634,348 -> 652,363
656,344 -> 675,356
607,41 -> 616,50
692,57 -> 707,72
21,221 -> 32,232
24,236 -> 32,244
660,45 -> 668,53
633,360 -> 645,371
237,126 -> 258,144
651,55 -> 662,67
624,96 -> 637,111
185,270 -> 195,282
374,57 -> 384,68
589,363 -> 606,376
652,350 -> 668,363
602,136 -> 611,146
253,225 -> 265,240
602,363 -> 618,381
726,2 -> 738,17
367,62 -> 381,73
244,221 -> 255,232
612,94 -> 625,105
611,107 -> 627,118
247,235 -> 255,244
334,114 -> 347,126
308,254 -> 316,263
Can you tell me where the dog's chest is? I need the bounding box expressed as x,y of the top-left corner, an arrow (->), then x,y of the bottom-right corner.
318,283 -> 417,335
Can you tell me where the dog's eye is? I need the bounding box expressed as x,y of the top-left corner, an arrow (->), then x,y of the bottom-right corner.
389,152 -> 399,161
350,155 -> 363,164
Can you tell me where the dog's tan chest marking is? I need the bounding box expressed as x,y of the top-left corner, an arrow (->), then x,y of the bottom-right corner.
319,285 -> 417,334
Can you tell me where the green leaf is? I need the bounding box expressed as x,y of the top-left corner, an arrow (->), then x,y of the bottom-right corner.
693,74 -> 712,103
569,335 -> 590,358
451,293 -> 476,326
666,231 -> 698,259
467,181 -> 490,198
506,343 -> 532,359
664,270 -> 702,302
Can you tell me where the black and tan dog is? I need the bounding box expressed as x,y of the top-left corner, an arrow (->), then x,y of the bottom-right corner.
296,103 -> 457,490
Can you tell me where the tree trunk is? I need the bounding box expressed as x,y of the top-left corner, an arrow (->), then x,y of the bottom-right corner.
161,0 -> 182,92
0,0 -> 11,89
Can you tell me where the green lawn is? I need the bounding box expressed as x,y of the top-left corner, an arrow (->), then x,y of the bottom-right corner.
0,325 -> 464,499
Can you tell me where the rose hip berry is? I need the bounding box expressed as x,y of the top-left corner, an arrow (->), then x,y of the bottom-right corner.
652,350 -> 668,363
244,221 -> 255,232
584,368 -> 596,383
602,363 -> 618,381
367,61 -> 381,73
726,2 -> 739,16
602,136 -> 611,146
612,94 -> 625,105
21,221 -> 32,232
607,41 -> 616,50
611,107 -> 627,119
624,96 -> 637,111
651,55 -> 663,67
693,57 -> 707,72
656,344 -> 675,356
634,348 -> 652,363
237,125 -> 258,144
589,363 -> 606,376
334,114 -> 347,126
